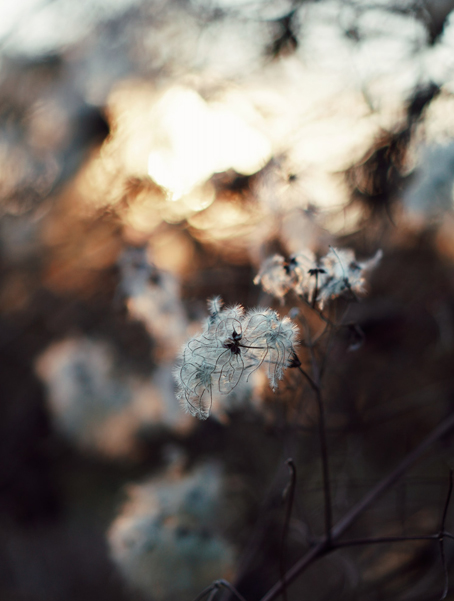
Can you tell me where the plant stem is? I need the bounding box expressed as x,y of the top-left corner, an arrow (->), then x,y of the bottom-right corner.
298,334 -> 333,543
315,383 -> 332,541
279,459 -> 297,601
259,411 -> 454,601
438,469 -> 453,600
334,534 -> 438,548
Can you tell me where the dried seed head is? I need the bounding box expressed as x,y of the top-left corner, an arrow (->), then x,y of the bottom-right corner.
253,255 -> 293,301
255,247 -> 382,308
174,299 -> 300,418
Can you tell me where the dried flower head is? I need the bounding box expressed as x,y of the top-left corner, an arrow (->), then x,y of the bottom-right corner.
288,250 -> 321,302
316,247 -> 382,308
108,463 -> 236,601
253,255 -> 293,301
118,246 -> 188,357
244,309 -> 299,390
174,298 -> 299,419
255,247 -> 382,308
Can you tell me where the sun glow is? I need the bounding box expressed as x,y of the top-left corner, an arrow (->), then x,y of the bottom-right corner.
147,86 -> 272,201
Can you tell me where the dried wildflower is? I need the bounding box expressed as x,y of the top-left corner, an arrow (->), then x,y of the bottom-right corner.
36,338 -> 194,455
253,255 -> 293,301
203,302 -> 244,342
174,355 -> 216,420
174,298 -> 299,419
316,247 -> 382,308
206,295 -> 223,322
35,338 -> 131,452
253,251 -> 321,304
118,247 -> 188,357
244,308 -> 299,390
289,250 -> 321,303
255,247 -> 382,308
108,463 -> 236,601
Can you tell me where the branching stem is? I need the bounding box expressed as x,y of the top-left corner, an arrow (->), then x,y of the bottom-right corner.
439,469 -> 453,600
259,411 -> 454,601
193,580 -> 248,601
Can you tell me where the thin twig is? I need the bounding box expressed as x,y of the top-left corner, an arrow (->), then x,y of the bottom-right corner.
193,580 -> 247,601
297,294 -> 333,327
332,417 -> 454,541
259,411 -> 454,601
440,469 -> 453,533
439,540 -> 449,601
299,321 -> 333,542
218,580 -> 248,601
193,583 -> 219,601
318,321 -> 334,380
438,469 -> 453,600
334,534 -> 438,548
279,459 -> 297,601
297,365 -> 317,391
207,587 -> 220,601
314,383 -> 333,541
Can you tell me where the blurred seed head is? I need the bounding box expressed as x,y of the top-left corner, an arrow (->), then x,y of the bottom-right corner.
108,463 -> 236,601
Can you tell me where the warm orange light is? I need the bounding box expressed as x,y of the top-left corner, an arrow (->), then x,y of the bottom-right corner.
147,86 -> 271,201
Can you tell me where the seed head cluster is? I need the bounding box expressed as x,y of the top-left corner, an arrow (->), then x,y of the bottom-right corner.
254,247 -> 382,307
174,298 -> 299,419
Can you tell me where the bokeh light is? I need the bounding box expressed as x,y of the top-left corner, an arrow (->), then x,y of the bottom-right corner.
2,1 -> 454,600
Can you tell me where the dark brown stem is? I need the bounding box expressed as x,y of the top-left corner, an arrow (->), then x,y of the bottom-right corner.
259,411 -> 454,601
438,469 -> 453,600
207,587 -> 220,601
439,539 -> 449,601
299,314 -> 333,542
440,469 -> 453,533
193,581 -> 247,601
314,383 -> 332,541
279,459 -> 297,601
193,583 -> 219,601
297,294 -> 332,326
218,581 -> 248,601
334,534 -> 438,548
297,365 -> 317,391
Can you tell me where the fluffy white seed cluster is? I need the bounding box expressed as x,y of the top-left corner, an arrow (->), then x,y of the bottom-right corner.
35,338 -> 195,457
174,298 -> 299,420
254,247 -> 382,308
118,247 -> 188,357
108,463 -> 235,601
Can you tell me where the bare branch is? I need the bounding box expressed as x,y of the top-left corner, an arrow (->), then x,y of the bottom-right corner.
279,459 -> 297,601
259,411 -> 454,601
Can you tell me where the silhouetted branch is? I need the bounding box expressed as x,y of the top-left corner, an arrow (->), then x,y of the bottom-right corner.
193,580 -> 248,601
259,411 -> 454,601
438,469 -> 453,600
334,534 -> 438,548
279,459 -> 297,601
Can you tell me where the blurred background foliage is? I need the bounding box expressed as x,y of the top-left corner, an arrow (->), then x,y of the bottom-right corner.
3,0 -> 454,600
